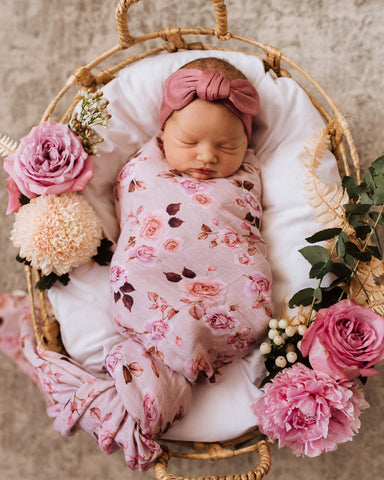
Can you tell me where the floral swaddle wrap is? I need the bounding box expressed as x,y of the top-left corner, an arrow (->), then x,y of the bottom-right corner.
109,134 -> 273,424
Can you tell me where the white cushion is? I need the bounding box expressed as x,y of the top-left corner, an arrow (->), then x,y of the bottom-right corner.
48,50 -> 340,442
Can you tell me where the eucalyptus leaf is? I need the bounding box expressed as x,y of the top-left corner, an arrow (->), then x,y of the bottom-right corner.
309,261 -> 334,279
371,155 -> 384,174
299,245 -> 330,266
344,203 -> 371,217
342,176 -> 359,200
330,262 -> 352,279
288,288 -> 315,308
305,228 -> 342,244
345,241 -> 372,262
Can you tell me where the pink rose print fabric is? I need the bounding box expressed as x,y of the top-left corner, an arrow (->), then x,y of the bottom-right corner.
109,134 -> 273,452
0,292 -> 191,472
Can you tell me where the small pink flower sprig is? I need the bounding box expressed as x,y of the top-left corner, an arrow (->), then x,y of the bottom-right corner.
2,90 -> 113,290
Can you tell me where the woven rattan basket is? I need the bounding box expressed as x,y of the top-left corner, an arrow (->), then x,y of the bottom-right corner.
23,1 -> 367,478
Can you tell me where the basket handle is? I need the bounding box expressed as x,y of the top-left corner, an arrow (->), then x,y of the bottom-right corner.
153,440 -> 272,480
115,0 -> 229,48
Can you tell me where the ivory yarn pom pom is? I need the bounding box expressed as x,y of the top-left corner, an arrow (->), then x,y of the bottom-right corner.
11,192 -> 102,276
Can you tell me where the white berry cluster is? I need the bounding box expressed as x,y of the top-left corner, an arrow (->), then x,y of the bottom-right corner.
259,318 -> 308,369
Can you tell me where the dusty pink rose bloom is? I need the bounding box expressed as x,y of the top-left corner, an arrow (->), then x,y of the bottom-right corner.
246,273 -> 270,297
218,226 -> 245,249
4,122 -> 93,211
253,362 -> 369,457
110,265 -> 128,284
130,245 -> 156,263
181,179 -> 208,194
192,193 -> 212,206
182,277 -> 227,305
144,319 -> 170,343
205,308 -> 237,332
143,393 -> 160,434
139,214 -> 164,241
242,191 -> 262,218
162,238 -> 180,253
301,299 -> 384,381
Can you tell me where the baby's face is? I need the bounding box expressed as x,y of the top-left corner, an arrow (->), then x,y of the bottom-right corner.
162,99 -> 248,180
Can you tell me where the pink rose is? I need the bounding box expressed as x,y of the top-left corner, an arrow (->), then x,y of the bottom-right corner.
218,227 -> 245,249
205,308 -> 237,332
252,363 -> 369,457
162,238 -> 180,253
242,191 -> 262,218
181,179 -> 208,194
110,265 -> 127,284
130,245 -> 156,263
4,122 -> 93,210
236,253 -> 255,266
301,299 -> 384,381
192,193 -> 212,206
144,319 -> 170,342
139,215 -> 164,241
182,277 -> 227,305
143,393 -> 160,434
246,273 -> 271,297
105,350 -> 124,374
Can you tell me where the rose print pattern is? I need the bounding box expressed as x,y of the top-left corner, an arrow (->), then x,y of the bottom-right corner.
111,135 -> 272,384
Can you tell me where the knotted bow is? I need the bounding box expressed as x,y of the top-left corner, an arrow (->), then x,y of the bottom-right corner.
160,69 -> 260,141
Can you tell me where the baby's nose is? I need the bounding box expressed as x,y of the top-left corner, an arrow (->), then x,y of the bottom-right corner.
197,143 -> 217,163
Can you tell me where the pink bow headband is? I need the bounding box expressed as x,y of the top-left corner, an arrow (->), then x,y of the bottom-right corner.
160,69 -> 260,141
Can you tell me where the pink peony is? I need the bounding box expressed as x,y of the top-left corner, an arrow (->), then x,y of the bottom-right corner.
252,363 -> 369,457
4,122 -> 93,211
301,299 -> 384,381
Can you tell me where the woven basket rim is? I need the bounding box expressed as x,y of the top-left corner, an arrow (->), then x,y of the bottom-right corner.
23,2 -> 368,479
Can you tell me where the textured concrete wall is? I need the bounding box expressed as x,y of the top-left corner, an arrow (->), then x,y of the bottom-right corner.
1,1 -> 384,479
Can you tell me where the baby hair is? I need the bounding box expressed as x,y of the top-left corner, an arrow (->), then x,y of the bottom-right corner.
180,57 -> 247,80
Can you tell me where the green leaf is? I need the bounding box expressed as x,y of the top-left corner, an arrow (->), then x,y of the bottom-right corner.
373,173 -> 384,189
36,273 -> 70,291
336,232 -> 348,258
344,203 -> 371,217
371,155 -> 384,175
92,238 -> 114,266
344,253 -> 356,269
372,189 -> 384,205
309,261 -> 334,279
16,254 -> 30,265
299,245 -> 330,266
366,245 -> 382,260
342,176 -> 359,201
313,287 -> 322,301
19,193 -> 30,206
314,286 -> 346,310
305,228 -> 342,244
330,262 -> 352,279
289,288 -> 315,308
345,241 -> 372,262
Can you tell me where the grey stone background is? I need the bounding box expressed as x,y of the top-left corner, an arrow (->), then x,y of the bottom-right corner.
1,0 -> 383,479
